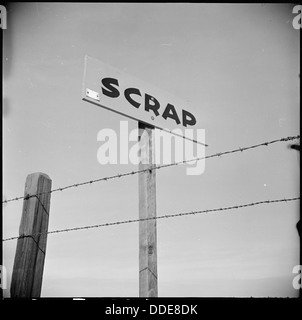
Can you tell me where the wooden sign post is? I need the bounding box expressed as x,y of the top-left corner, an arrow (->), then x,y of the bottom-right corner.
10,172 -> 52,298
138,122 -> 158,297
82,55 -> 206,297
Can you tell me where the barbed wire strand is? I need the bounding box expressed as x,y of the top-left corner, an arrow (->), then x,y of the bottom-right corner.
2,135 -> 300,205
3,196 -> 299,242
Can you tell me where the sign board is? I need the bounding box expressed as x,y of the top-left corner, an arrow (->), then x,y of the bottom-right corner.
82,55 -> 207,146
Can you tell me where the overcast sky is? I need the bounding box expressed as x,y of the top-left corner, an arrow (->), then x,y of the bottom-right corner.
2,3 -> 300,297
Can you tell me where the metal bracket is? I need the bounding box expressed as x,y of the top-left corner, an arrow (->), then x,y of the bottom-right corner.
86,88 -> 100,101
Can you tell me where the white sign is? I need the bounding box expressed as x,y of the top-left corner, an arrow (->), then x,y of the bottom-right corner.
82,55 -> 206,145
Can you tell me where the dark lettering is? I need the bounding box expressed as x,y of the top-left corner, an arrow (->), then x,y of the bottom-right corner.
101,78 -> 120,98
182,109 -> 196,127
162,103 -> 181,124
124,88 -> 141,109
145,94 -> 160,116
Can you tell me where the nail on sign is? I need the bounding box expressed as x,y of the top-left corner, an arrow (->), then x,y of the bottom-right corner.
82,55 -> 206,145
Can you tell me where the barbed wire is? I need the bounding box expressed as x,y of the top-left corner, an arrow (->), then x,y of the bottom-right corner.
2,135 -> 300,205
2,196 -> 300,242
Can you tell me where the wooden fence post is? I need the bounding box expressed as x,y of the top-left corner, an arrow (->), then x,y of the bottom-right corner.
10,172 -> 52,298
138,122 -> 158,297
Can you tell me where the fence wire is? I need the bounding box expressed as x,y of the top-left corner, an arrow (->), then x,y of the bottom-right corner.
3,196 -> 299,242
2,135 -> 300,205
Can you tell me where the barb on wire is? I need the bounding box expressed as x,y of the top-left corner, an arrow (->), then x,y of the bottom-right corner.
2,135 -> 300,205
3,196 -> 300,242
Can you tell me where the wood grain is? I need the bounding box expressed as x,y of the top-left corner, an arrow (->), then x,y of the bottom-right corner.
138,122 -> 158,297
10,172 -> 52,298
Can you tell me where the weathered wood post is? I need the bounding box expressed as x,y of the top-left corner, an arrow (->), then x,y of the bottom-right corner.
10,172 -> 52,298
81,56 -> 203,297
138,122 -> 158,297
